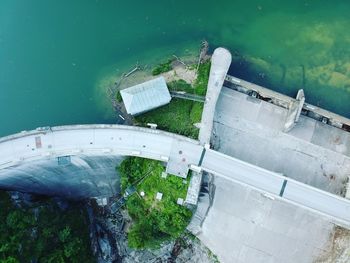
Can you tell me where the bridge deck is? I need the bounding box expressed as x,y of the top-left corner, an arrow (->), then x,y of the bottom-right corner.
201,149 -> 350,227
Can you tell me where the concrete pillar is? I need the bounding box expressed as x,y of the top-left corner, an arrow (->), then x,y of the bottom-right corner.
283,89 -> 305,132
198,47 -> 232,145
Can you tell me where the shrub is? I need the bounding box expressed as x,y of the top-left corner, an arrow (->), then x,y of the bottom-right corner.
151,59 -> 173,75
167,79 -> 193,93
116,90 -> 122,102
135,99 -> 202,139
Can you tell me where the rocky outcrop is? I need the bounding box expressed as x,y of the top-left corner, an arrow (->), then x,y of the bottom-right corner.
88,195 -> 219,263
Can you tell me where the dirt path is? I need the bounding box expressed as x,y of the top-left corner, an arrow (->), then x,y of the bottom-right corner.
162,62 -> 197,84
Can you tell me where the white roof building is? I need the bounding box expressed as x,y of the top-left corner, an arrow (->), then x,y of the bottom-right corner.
156,192 -> 163,201
120,76 -> 171,115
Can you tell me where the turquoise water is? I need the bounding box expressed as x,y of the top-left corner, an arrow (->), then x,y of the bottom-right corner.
1,0 -> 349,136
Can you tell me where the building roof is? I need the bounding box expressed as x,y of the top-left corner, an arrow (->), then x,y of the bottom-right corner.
120,77 -> 171,115
156,192 -> 163,200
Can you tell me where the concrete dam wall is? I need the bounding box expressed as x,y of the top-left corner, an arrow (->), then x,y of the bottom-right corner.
0,124 -> 202,199
0,155 -> 123,199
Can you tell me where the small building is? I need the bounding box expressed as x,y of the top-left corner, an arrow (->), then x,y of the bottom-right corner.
120,76 -> 171,115
177,198 -> 184,205
156,192 -> 163,201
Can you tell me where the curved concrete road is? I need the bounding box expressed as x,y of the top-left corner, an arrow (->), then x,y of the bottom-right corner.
0,124 -> 350,227
0,125 -> 203,178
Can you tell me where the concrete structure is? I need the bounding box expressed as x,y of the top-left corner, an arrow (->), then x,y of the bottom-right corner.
198,47 -> 232,145
212,87 -> 350,196
120,76 -> 171,115
177,198 -> 184,205
169,91 -> 205,103
187,47 -> 231,206
0,125 -> 202,179
283,89 -> 305,132
1,125 -> 350,227
156,192 -> 163,201
201,148 -> 350,227
195,80 -> 350,262
184,171 -> 202,205
225,74 -> 350,130
0,155 -> 123,199
198,176 -> 335,263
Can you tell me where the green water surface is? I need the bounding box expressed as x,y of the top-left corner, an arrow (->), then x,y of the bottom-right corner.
0,0 -> 349,136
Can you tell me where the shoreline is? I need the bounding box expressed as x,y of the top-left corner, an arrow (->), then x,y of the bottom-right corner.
105,44 -> 350,135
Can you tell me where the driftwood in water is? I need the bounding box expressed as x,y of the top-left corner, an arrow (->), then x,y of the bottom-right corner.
115,66 -> 140,89
124,66 -> 140,78
172,54 -> 187,66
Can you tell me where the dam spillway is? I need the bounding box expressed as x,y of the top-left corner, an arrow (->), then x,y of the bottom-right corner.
0,155 -> 123,199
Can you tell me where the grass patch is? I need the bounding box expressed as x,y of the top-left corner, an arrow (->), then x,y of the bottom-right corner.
152,59 -> 173,76
116,90 -> 122,102
167,79 -> 194,93
118,157 -> 192,249
193,61 -> 211,96
167,61 -> 211,96
0,191 -> 94,263
135,99 -> 203,139
189,102 -> 203,123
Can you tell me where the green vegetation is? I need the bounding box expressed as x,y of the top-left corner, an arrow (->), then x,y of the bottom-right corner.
0,191 -> 94,263
135,99 -> 203,139
193,61 -> 211,96
167,61 -> 211,96
152,59 -> 174,75
167,79 -> 194,93
118,157 -> 192,249
189,102 -> 203,124
116,90 -> 122,102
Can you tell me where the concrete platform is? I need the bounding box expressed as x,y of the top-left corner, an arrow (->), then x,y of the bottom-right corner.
212,88 -> 350,195
198,176 -> 335,263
